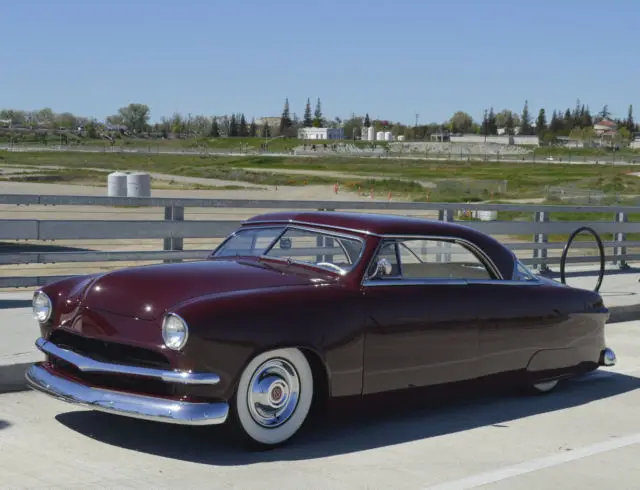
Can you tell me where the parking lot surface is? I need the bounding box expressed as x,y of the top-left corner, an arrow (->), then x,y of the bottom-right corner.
0,320 -> 639,489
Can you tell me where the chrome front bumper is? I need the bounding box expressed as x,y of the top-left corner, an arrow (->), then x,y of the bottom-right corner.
25,337 -> 229,426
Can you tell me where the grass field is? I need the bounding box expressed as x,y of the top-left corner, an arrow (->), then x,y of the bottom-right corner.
3,150 -> 640,203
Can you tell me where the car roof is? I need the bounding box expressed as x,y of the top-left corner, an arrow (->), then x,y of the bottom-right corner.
243,211 -> 516,279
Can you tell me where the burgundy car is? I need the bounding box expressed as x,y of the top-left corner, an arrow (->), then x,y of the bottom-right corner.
26,211 -> 616,447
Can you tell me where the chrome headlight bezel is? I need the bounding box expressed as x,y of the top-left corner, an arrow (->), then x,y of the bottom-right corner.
32,291 -> 52,323
162,312 -> 189,351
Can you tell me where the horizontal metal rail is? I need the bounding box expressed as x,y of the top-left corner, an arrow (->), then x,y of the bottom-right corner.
1,194 -> 639,288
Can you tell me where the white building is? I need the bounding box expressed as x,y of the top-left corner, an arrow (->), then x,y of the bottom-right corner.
297,127 -> 344,140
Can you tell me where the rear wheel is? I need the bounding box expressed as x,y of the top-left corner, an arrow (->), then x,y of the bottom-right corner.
232,348 -> 314,448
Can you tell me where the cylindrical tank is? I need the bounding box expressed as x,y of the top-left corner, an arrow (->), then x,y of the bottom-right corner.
384,131 -> 393,141
107,171 -> 127,197
367,126 -> 375,141
397,135 -> 406,141
477,210 -> 498,221
127,172 -> 151,197
376,131 -> 384,141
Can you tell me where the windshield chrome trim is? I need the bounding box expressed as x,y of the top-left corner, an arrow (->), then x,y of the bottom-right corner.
212,224 -> 367,276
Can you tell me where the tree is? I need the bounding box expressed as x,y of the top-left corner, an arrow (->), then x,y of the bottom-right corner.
480,110 -> 489,135
312,98 -> 324,127
249,118 -> 257,137
549,110 -> 562,133
447,111 -> 473,133
279,97 -> 292,135
364,113 -> 371,127
228,114 -> 238,137
495,110 -> 520,130
520,100 -> 532,135
85,120 -> 98,139
303,98 -> 313,127
209,118 -> 219,137
504,112 -> 515,135
487,107 -> 498,135
239,113 -> 247,137
536,108 -> 547,135
262,122 -> 271,138
116,103 -> 150,133
598,104 -> 611,120
626,105 -> 635,132
343,114 -> 364,140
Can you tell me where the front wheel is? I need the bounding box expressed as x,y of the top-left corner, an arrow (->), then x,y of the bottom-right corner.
232,348 -> 314,448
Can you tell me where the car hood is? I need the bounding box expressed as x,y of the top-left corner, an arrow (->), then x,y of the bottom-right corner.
79,258 -> 329,320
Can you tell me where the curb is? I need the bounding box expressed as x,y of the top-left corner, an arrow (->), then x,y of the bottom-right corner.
0,362 -> 33,394
1,305 -> 640,396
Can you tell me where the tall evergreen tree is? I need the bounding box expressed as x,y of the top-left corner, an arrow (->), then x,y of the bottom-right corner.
249,117 -> 257,137
263,122 -> 271,138
279,98 -> 292,134
303,98 -> 313,127
487,107 -> 498,135
598,104 -> 611,120
520,100 -> 532,135
238,113 -> 247,137
481,109 -> 489,135
536,108 -> 547,135
505,112 -> 515,135
312,98 -> 324,127
228,113 -> 238,137
549,110 -> 562,133
627,105 -> 635,132
209,117 -> 219,137
364,113 -> 371,127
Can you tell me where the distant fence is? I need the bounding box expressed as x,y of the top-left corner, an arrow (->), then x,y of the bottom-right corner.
1,195 -> 639,288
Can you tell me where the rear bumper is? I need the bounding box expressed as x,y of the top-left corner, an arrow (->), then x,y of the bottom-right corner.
26,363 -> 229,425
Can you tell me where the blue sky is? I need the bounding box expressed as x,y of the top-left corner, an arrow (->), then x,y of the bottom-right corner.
1,0 -> 638,125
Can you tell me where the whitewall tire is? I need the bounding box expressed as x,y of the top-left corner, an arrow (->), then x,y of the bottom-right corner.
233,348 -> 314,447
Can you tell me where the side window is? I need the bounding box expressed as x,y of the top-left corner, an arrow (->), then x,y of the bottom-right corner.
369,238 -> 493,281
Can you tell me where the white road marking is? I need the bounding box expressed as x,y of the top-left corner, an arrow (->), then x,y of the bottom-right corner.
423,432 -> 640,490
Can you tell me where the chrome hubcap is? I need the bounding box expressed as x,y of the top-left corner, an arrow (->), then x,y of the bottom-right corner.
247,358 -> 300,428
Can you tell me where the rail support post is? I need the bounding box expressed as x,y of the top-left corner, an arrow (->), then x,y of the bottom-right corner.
437,208 -> 454,262
533,211 -> 550,273
613,211 -> 629,270
163,206 -> 184,264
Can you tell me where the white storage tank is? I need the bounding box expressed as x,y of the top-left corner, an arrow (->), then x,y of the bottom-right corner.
477,210 -> 498,221
107,171 -> 127,197
367,126 -> 375,141
384,131 -> 393,141
397,135 -> 406,141
127,172 -> 152,197
376,131 -> 384,141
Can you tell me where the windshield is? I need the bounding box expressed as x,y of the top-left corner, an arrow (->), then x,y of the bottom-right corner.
213,226 -> 364,274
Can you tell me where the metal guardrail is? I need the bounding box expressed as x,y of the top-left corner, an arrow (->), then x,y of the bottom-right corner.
0,194 -> 638,288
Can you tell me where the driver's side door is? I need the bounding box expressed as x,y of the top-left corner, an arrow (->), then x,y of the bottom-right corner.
361,237 -> 496,394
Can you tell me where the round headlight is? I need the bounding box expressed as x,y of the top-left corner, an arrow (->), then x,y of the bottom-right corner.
162,313 -> 188,351
33,291 -> 52,323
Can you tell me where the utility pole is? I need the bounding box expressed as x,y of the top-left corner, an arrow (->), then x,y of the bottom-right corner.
414,113 -> 420,140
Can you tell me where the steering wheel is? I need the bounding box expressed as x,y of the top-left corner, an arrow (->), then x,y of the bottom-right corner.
316,262 -> 345,273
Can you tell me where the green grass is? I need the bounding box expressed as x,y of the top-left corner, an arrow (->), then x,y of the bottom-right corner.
3,150 -> 640,202
532,146 -> 640,161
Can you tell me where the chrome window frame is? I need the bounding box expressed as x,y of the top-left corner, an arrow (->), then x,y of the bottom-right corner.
211,223 -> 367,275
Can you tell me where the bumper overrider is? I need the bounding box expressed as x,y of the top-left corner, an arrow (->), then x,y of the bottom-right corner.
25,337 -> 229,425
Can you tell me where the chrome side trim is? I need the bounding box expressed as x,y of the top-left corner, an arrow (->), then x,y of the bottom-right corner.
363,279 -> 469,287
36,338 -> 221,385
26,364 -> 228,426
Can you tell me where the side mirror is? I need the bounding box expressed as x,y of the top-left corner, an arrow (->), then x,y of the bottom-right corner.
372,257 -> 393,278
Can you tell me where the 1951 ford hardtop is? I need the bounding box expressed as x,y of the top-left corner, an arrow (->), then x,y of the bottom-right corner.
26,211 -> 616,447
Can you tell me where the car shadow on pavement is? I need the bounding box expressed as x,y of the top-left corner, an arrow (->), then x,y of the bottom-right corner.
0,420 -> 11,430
55,371 -> 640,465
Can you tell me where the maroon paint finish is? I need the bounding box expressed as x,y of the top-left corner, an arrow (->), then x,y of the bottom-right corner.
36,211 -> 609,405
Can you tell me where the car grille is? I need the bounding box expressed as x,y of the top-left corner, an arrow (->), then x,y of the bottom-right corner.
49,329 -> 171,370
